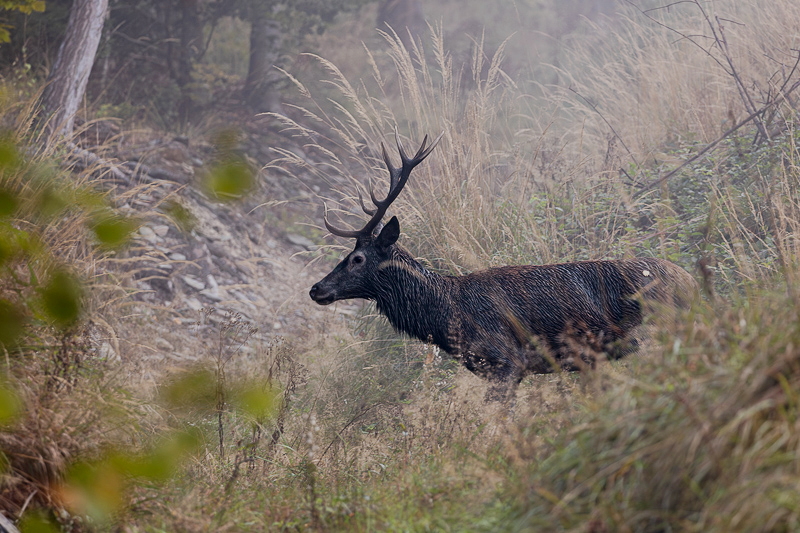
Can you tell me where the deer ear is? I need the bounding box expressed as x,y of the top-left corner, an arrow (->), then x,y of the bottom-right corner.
376,216 -> 400,248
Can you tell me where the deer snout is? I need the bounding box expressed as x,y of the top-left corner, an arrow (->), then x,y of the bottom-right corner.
309,283 -> 335,305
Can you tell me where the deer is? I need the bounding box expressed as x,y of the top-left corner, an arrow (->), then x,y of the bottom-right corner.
309,133 -> 698,401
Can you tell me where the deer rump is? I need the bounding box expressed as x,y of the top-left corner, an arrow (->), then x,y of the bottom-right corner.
436,257 -> 694,384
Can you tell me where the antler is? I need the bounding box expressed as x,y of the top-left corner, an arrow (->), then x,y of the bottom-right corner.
325,130 -> 443,238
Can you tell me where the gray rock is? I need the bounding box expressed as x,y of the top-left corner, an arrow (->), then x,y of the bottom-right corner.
155,338 -> 175,351
182,275 -> 206,290
98,341 -> 119,361
185,297 -> 203,311
286,233 -> 316,250
153,225 -> 170,237
200,288 -> 223,301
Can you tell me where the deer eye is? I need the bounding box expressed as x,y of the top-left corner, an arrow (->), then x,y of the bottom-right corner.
352,255 -> 364,265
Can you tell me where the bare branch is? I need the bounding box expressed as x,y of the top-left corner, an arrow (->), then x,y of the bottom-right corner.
634,80 -> 800,198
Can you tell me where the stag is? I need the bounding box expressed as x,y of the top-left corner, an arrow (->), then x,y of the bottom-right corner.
310,133 -> 698,400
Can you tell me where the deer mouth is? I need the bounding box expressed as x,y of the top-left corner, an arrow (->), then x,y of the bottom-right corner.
309,285 -> 335,305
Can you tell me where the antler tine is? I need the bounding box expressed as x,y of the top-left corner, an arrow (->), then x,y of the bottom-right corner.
357,188 -> 377,216
326,133 -> 442,239
412,134 -> 429,161
381,141 -> 397,175
368,177 -> 382,208
395,127 -> 410,164
323,203 -> 362,238
380,141 -> 399,192
418,131 -> 444,161
396,129 -> 445,167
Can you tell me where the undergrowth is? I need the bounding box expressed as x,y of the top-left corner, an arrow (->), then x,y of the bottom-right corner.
508,289 -> 800,532
4,1 -> 800,531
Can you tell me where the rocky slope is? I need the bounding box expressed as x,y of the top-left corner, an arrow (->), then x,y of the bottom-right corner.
82,114 -> 363,379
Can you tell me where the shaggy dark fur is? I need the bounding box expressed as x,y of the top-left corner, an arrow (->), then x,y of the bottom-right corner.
310,216 -> 698,399
310,134 -> 697,400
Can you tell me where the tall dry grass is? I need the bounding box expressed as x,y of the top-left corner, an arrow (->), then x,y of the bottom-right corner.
553,1 -> 800,157
274,0 -> 800,286
508,286 -> 800,532
5,0 -> 800,530
253,0 -> 800,529
0,89 -> 154,523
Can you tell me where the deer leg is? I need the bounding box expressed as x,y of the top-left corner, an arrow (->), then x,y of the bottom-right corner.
484,375 -> 522,405
483,358 -> 524,405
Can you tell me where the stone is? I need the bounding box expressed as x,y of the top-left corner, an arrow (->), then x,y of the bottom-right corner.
185,298 -> 203,311
98,342 -> 118,361
286,234 -> 316,250
155,338 -> 175,351
200,288 -> 223,301
182,275 -> 206,290
152,225 -> 170,237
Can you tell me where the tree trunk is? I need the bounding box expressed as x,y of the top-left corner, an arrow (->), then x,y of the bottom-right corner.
41,0 -> 108,141
243,3 -> 283,114
177,0 -> 204,126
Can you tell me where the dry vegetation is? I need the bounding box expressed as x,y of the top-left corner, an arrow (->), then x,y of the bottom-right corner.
2,0 -> 800,531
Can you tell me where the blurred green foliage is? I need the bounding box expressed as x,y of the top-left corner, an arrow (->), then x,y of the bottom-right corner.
62,429 -> 202,523
203,130 -> 255,200
231,379 -> 281,422
0,376 -> 21,425
0,0 -> 44,43
160,366 -> 218,413
205,159 -> 254,200
38,268 -> 82,328
161,365 -> 280,421
18,511 -> 59,533
0,299 -> 25,347
90,210 -> 138,248
163,199 -> 197,233
0,129 -> 136,346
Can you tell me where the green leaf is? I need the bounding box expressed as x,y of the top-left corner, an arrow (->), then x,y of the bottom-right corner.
34,185 -> 68,219
0,136 -> 19,170
204,159 -> 255,200
232,380 -> 281,421
111,429 -> 201,483
164,200 -> 196,233
18,510 -> 59,533
90,212 -> 136,248
0,188 -> 17,217
0,299 -> 25,347
160,367 -> 217,412
0,379 -> 21,425
39,269 -> 83,328
62,460 -> 124,523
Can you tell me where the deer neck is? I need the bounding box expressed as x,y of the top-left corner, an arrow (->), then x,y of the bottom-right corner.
374,247 -> 455,351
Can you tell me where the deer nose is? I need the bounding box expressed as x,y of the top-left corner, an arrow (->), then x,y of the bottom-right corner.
309,284 -> 319,300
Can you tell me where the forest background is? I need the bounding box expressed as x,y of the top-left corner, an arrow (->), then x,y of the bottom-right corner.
0,0 -> 799,531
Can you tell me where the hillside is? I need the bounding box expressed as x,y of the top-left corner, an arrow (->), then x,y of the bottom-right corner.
1,0 -> 800,531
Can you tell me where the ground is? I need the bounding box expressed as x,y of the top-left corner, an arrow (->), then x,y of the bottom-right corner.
83,112 -> 366,390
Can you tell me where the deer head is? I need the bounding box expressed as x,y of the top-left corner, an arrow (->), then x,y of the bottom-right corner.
309,132 -> 442,305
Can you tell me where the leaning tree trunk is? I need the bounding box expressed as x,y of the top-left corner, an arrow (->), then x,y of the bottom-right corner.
40,0 -> 108,141
177,0 -> 204,126
243,2 -> 283,114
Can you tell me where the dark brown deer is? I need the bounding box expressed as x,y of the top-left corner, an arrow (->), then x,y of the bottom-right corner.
309,133 -> 698,400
